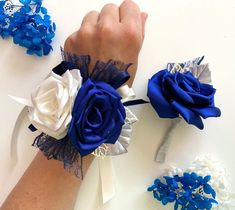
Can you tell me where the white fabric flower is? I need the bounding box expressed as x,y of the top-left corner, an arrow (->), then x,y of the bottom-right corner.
29,70 -> 82,139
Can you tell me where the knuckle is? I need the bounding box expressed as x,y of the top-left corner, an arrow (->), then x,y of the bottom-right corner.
124,24 -> 139,39
85,10 -> 99,17
64,37 -> 71,50
78,26 -> 94,39
88,10 -> 99,15
96,22 -> 114,38
103,3 -> 118,9
64,34 -> 75,50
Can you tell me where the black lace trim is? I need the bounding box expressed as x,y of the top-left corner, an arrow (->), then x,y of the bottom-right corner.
33,133 -> 83,178
61,48 -> 131,89
59,47 -> 90,80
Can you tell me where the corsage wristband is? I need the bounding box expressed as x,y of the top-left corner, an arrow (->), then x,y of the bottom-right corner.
10,50 -> 138,203
147,57 -> 221,162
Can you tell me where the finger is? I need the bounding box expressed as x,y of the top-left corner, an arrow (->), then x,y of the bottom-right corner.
98,3 -> 119,23
119,0 -> 141,26
141,12 -> 148,38
81,11 -> 99,27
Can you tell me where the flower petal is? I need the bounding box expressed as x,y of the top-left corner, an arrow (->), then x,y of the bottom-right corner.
191,106 -> 221,119
171,101 -> 204,129
164,74 -> 194,104
148,70 -> 179,118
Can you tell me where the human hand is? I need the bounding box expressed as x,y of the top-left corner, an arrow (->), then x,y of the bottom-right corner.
64,0 -> 148,86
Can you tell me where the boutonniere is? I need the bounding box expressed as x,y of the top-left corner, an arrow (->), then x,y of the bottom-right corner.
147,57 -> 221,162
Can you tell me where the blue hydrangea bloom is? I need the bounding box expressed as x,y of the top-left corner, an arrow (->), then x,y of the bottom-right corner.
0,0 -> 56,56
148,172 -> 218,210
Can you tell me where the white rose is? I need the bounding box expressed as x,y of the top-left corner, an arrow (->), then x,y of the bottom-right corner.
29,70 -> 82,139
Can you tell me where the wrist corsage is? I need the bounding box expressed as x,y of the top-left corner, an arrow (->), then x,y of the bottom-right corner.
147,57 -> 221,162
10,49 -> 138,203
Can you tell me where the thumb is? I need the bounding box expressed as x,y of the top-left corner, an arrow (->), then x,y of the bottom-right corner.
141,12 -> 148,39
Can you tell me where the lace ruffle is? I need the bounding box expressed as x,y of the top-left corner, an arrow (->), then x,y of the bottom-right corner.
33,133 -> 83,178
61,48 -> 131,89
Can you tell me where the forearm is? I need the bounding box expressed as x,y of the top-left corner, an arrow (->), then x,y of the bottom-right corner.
1,152 -> 93,210
1,1 -> 146,209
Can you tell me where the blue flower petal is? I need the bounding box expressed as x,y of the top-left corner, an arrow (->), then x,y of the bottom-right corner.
32,37 -> 41,45
148,70 -> 179,118
40,7 -> 47,14
203,175 -> 211,183
171,101 -> 204,129
162,198 -> 168,205
19,0 -> 31,5
174,201 -> 179,210
164,73 -> 195,104
203,184 -> 213,195
191,106 -> 221,119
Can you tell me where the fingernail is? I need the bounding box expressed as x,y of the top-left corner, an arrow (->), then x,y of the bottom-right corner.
143,12 -> 148,20
141,12 -> 148,22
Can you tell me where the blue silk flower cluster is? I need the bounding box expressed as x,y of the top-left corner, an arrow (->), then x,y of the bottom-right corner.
148,173 -> 218,210
0,0 -> 56,56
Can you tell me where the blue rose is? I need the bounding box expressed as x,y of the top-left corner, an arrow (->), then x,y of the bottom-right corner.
148,70 -> 221,129
68,79 -> 126,156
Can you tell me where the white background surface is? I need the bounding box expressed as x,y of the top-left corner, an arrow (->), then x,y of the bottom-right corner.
1,0 -> 235,209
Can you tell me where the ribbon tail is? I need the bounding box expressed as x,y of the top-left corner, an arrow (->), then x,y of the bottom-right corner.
8,95 -> 32,107
99,156 -> 115,204
10,106 -> 28,166
117,85 -> 136,103
155,118 -> 181,163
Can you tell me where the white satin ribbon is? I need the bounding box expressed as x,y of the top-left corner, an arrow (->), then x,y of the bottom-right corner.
9,95 -> 32,107
99,157 -> 115,204
117,85 -> 135,103
10,106 -> 29,167
98,86 -> 137,204
9,95 -> 32,167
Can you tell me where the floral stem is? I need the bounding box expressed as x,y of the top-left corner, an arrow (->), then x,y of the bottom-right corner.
155,118 -> 181,163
